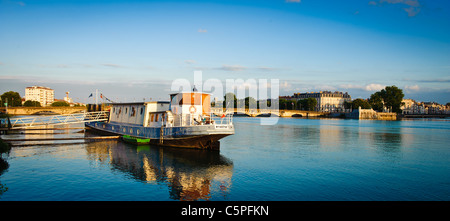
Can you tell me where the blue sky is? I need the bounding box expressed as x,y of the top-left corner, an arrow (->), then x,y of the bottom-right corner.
1,0 -> 449,104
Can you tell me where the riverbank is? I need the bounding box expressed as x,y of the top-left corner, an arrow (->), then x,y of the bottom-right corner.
0,139 -> 10,153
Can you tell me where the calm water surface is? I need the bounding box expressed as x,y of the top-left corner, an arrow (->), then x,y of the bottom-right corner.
0,117 -> 449,201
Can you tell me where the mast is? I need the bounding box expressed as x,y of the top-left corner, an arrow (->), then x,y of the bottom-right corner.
95,89 -> 98,105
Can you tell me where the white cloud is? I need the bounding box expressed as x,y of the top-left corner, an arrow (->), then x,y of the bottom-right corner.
340,83 -> 385,91
370,0 -> 422,17
257,66 -> 278,71
403,6 -> 420,17
184,60 -> 196,64
101,63 -> 123,68
365,83 -> 385,91
405,85 -> 420,91
198,29 -> 207,33
280,81 -> 292,90
286,0 -> 301,3
216,64 -> 247,71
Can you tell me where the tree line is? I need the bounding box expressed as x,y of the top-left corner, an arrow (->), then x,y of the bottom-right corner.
211,85 -> 406,113
211,92 -> 318,111
0,91 -> 70,107
345,85 -> 405,113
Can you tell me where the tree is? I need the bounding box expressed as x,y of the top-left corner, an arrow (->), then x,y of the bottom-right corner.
351,98 -> 371,109
304,97 -> 317,111
223,93 -> 237,109
297,98 -> 317,111
368,85 -> 404,113
244,96 -> 257,109
382,86 -> 404,113
1,91 -> 22,107
51,101 -> 70,107
344,101 -> 352,110
279,99 -> 294,110
257,99 -> 272,109
23,100 -> 41,107
368,91 -> 384,111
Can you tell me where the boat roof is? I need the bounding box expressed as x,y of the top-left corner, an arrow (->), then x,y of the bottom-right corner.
109,101 -> 170,106
169,91 -> 212,96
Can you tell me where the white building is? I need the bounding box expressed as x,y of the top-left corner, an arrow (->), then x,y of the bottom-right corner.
282,91 -> 352,112
401,99 -> 449,115
63,92 -> 73,104
401,99 -> 418,114
25,86 -> 54,107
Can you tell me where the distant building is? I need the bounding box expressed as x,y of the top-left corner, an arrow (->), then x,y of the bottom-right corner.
423,102 -> 448,114
401,99 -> 449,114
63,92 -> 73,104
401,99 -> 419,114
281,91 -> 351,112
25,86 -> 54,107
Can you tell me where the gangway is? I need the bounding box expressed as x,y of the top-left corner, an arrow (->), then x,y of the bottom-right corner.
4,111 -> 109,129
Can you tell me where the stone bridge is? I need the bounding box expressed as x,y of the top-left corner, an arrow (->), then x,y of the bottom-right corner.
211,108 -> 326,117
5,106 -> 86,115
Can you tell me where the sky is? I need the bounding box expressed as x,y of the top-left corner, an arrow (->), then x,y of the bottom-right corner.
0,0 -> 449,104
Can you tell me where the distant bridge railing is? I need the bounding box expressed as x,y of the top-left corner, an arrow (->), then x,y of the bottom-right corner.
211,107 -> 324,117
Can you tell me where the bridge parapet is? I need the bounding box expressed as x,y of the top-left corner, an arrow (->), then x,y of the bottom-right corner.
211,108 -> 325,117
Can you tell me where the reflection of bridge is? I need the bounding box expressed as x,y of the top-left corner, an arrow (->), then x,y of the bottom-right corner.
211,108 -> 326,117
5,107 -> 86,115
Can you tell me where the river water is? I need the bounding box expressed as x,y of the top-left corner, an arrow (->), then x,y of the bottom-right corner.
0,117 -> 449,201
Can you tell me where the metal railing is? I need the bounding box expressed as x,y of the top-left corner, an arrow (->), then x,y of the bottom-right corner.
170,113 -> 233,127
211,107 -> 279,115
9,111 -> 109,129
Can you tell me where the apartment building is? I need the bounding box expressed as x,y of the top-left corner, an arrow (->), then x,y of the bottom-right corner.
25,86 -> 54,107
281,91 -> 352,112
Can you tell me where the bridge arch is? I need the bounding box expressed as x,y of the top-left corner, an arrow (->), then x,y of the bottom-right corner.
255,113 -> 280,117
233,111 -> 251,117
31,111 -> 59,115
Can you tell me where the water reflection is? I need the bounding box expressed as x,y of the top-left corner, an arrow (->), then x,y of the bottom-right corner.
85,141 -> 233,201
263,119 -> 411,161
0,142 -> 10,197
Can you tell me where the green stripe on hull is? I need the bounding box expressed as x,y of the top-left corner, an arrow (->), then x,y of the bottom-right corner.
122,135 -> 150,145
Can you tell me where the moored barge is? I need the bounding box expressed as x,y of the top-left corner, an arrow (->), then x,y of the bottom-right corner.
85,92 -> 234,150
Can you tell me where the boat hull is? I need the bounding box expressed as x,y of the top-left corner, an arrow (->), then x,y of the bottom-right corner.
85,121 -> 233,150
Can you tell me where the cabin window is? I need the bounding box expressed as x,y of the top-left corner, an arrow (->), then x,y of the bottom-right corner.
125,108 -> 128,114
140,108 -> 144,115
151,114 -> 154,122
113,108 -> 115,113
131,107 -> 136,117
155,114 -> 159,122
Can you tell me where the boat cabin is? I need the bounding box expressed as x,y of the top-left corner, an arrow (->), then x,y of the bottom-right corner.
169,92 -> 212,126
109,101 -> 170,127
107,92 -> 212,128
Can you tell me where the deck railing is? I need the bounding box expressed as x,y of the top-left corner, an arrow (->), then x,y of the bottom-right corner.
170,113 -> 232,127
